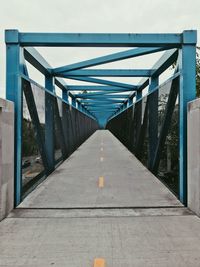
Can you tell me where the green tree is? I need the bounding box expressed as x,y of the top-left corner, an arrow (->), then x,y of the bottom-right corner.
196,47 -> 200,97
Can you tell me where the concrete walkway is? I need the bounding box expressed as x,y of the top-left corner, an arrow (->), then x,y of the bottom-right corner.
20,130 -> 181,208
1,130 -> 200,266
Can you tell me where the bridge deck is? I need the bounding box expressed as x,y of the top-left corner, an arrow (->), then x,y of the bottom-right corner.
20,130 -> 181,208
1,130 -> 200,266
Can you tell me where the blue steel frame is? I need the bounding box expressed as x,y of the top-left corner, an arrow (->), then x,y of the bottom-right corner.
5,29 -> 197,205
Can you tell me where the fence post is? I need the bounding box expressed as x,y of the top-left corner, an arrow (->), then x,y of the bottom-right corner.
148,77 -> 158,169
5,30 -> 23,206
45,75 -> 55,170
179,30 -> 197,204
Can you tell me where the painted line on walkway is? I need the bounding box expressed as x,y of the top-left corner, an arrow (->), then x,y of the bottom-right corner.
100,157 -> 104,162
94,258 -> 105,267
98,176 -> 104,188
100,147 -> 103,152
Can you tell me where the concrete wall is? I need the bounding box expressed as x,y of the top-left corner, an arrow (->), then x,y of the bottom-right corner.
0,98 -> 14,221
188,98 -> 200,216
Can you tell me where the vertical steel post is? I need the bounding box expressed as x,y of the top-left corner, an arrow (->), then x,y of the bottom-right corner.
72,97 -> 76,107
77,102 -> 82,111
179,31 -> 197,204
62,89 -> 68,103
148,77 -> 158,169
136,91 -> 142,101
5,30 -> 23,206
128,98 -> 132,106
45,75 -> 55,170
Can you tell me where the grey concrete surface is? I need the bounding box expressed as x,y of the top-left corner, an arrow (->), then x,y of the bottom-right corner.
1,214 -> 200,266
188,99 -> 200,216
8,207 -> 193,219
1,130 -> 200,266
0,98 -> 14,221
20,130 -> 182,208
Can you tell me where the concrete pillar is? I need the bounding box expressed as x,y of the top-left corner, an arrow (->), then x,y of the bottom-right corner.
0,98 -> 14,221
188,98 -> 200,215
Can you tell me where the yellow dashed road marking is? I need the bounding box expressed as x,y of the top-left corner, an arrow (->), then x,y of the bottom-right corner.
94,258 -> 105,267
98,176 -> 104,188
100,157 -> 104,162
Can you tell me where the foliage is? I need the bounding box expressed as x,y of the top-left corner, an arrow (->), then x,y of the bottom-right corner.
22,119 -> 39,156
196,47 -> 200,97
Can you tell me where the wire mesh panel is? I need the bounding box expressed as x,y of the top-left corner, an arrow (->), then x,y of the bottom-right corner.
22,78 -> 98,197
107,76 -> 179,196
157,79 -> 179,195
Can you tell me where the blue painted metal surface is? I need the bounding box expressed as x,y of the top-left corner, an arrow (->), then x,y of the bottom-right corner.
6,39 -> 23,206
45,75 -> 55,170
5,29 -> 197,206
52,47 -> 163,72
66,85 -> 134,91
55,69 -> 153,77
66,76 -> 137,89
12,32 -> 191,47
179,40 -> 196,204
148,76 -> 159,168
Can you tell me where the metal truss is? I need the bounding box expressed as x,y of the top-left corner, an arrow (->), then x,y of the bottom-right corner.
5,29 -> 197,205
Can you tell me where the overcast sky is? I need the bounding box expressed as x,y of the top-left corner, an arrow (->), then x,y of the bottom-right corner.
0,0 -> 200,98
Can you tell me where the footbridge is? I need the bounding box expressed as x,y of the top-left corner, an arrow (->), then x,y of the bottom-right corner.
0,30 -> 200,266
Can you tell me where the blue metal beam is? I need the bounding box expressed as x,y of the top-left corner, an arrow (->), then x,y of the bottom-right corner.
6,43 -> 23,206
117,47 -> 178,114
92,113 -> 116,116
81,99 -> 124,103
148,76 -> 159,169
89,108 -> 117,110
90,111 -> 117,114
53,47 -> 168,74
17,46 -> 86,115
179,41 -> 196,204
45,75 -> 55,170
55,69 -> 153,77
20,46 -> 94,118
22,47 -> 78,104
68,85 -> 131,92
74,91 -> 129,97
65,76 -> 137,90
138,49 -> 178,91
7,31 -> 196,47
86,104 -> 121,107
92,112 -> 115,114
76,94 -> 129,99
126,48 -> 179,102
24,47 -> 51,75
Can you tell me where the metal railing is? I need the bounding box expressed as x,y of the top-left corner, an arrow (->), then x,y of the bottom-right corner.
107,75 -> 179,196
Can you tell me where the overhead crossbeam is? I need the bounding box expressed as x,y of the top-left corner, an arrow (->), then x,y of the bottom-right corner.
66,85 -> 132,92
86,104 -> 121,107
6,29 -> 197,208
55,69 -> 153,77
137,49 -> 178,93
81,100 -> 125,104
88,107 -> 117,111
74,91 -> 130,97
76,94 -> 129,99
119,48 -> 179,110
9,31 -> 196,47
52,47 -> 164,73
23,47 -> 80,109
65,76 -> 136,89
